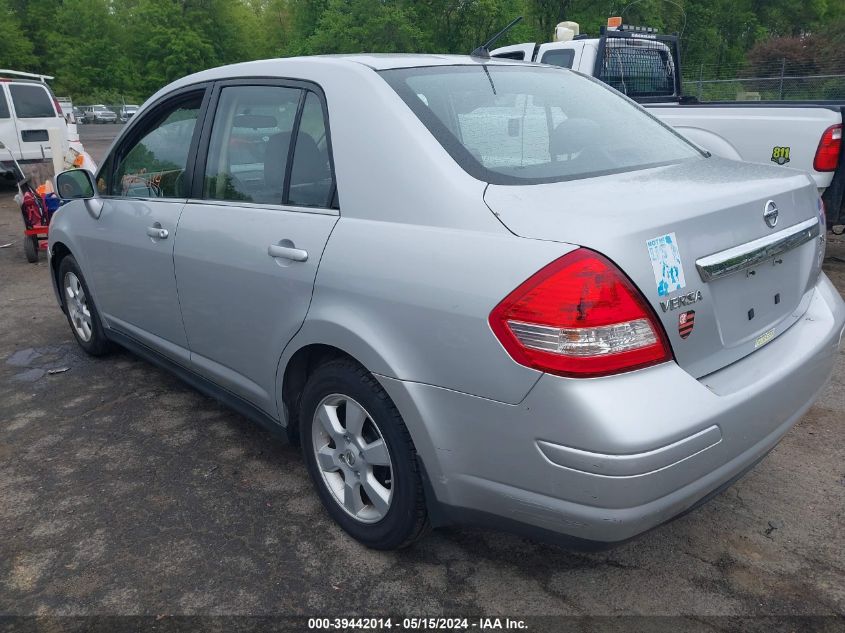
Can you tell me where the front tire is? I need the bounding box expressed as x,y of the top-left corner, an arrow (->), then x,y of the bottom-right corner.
58,256 -> 111,356
300,359 -> 429,549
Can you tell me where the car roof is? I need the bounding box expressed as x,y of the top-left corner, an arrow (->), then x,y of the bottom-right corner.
0,77 -> 48,85
318,53 -> 527,70
151,54 -> 533,107
168,53 -> 527,84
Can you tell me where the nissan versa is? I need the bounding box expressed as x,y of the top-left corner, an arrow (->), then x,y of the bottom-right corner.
48,55 -> 845,550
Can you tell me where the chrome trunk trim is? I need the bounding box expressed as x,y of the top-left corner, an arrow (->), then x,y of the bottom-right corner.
695,217 -> 819,283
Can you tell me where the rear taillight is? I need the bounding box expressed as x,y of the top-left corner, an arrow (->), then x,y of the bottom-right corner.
489,248 -> 672,378
814,124 -> 842,172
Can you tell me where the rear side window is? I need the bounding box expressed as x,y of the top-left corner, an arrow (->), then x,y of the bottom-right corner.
110,94 -> 203,198
288,91 -> 333,207
0,89 -> 9,118
203,85 -> 334,208
204,85 -> 301,205
9,84 -> 55,118
541,49 -> 575,69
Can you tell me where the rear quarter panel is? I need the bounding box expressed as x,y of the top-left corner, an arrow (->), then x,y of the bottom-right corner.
290,219 -> 573,405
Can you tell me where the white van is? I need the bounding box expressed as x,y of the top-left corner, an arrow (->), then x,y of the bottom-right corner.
0,69 -> 69,177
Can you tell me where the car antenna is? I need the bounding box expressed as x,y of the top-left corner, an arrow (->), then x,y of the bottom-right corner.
470,16 -> 523,59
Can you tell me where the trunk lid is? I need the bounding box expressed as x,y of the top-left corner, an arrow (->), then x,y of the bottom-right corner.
484,157 -> 824,377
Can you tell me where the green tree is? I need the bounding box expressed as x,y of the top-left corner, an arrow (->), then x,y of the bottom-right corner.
3,0 -> 843,102
304,0 -> 426,54
44,0 -> 132,100
124,0 -> 217,96
0,0 -> 35,69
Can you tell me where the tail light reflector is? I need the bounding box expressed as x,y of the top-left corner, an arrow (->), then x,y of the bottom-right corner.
814,124 -> 841,172
489,248 -> 672,378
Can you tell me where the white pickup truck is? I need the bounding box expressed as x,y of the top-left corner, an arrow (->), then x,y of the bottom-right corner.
491,21 -> 845,228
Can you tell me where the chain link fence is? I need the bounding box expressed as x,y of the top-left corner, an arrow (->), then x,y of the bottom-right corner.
682,56 -> 845,102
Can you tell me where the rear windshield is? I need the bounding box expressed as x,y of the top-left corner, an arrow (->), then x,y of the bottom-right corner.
597,41 -> 677,98
380,65 -> 702,185
9,84 -> 56,118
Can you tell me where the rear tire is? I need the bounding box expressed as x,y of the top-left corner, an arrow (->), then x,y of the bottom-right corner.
24,236 -> 38,263
300,359 -> 429,550
58,255 -> 111,356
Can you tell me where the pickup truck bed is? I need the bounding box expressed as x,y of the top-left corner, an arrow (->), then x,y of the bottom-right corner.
648,102 -> 845,226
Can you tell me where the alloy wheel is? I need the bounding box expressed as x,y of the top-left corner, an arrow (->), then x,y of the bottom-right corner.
64,272 -> 93,342
311,394 -> 394,523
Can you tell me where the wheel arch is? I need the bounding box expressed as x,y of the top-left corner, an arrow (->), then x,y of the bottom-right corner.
669,126 -> 743,161
277,320 -> 409,445
277,335 -> 447,528
50,240 -> 74,310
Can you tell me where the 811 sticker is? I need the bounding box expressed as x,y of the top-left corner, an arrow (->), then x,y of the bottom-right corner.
771,146 -> 791,165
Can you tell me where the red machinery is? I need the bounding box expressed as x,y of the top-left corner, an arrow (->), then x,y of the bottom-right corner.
2,145 -> 54,263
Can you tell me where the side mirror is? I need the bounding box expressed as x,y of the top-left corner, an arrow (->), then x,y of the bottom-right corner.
56,168 -> 96,200
56,169 -> 103,219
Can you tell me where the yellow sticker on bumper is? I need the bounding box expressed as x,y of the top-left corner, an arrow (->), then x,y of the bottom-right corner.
755,329 -> 776,348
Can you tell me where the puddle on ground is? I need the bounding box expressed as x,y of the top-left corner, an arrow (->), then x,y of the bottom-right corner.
6,348 -> 42,367
6,345 -> 81,382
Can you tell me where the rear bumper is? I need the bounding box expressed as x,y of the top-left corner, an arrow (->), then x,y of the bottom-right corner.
379,273 -> 845,544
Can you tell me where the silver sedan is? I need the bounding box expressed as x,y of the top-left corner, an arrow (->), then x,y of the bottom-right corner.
49,55 -> 845,549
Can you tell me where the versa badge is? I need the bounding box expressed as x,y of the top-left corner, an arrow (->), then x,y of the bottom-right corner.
660,289 -> 703,313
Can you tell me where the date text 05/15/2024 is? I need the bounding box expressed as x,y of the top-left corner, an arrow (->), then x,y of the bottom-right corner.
308,617 -> 529,630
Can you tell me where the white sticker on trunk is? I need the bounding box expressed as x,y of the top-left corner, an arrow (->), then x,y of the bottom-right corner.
647,232 -> 686,297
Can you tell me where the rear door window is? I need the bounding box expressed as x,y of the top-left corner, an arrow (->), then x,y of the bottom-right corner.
203,85 -> 302,205
202,84 -> 335,208
9,84 -> 55,118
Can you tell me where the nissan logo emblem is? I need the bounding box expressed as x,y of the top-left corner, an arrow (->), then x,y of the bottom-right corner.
763,200 -> 779,228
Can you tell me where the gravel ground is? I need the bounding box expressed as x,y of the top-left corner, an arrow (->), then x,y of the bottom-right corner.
0,125 -> 843,628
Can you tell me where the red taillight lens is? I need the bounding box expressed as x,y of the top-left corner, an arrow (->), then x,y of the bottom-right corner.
489,248 -> 672,378
814,124 -> 842,172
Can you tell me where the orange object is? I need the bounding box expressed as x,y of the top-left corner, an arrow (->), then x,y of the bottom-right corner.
607,16 -> 622,28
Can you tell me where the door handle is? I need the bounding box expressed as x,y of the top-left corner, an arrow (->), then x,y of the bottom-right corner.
146,226 -> 169,240
268,243 -> 308,262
